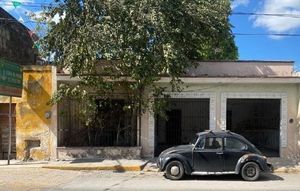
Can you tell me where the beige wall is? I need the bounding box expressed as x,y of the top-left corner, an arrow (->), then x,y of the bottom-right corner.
141,83 -> 300,159
186,61 -> 294,77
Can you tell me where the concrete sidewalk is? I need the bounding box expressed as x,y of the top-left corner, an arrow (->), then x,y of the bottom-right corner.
0,159 -> 48,167
0,159 -> 149,171
268,158 -> 300,173
0,158 -> 300,173
42,159 -> 148,171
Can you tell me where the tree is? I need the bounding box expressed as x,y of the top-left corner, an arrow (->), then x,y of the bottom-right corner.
41,0 -> 238,145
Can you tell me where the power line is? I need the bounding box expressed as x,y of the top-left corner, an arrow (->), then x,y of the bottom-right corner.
234,33 -> 300,37
0,2 -> 57,8
2,3 -> 300,38
1,1 -> 300,19
232,12 -> 300,18
2,17 -> 300,37
2,1 -> 300,19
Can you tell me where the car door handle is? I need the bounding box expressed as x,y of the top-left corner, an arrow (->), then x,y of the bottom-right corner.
216,152 -> 223,155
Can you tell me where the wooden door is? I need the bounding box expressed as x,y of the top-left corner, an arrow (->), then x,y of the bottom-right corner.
0,104 -> 16,159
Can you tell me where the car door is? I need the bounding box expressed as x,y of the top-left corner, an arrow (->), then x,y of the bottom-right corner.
223,137 -> 249,172
192,137 -> 224,172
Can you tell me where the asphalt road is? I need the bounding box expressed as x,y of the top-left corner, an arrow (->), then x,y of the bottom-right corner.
0,167 -> 300,191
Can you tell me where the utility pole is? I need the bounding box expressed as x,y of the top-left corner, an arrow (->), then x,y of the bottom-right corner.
7,96 -> 12,165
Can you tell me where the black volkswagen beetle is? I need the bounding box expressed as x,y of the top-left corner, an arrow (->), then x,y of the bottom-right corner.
157,130 -> 273,181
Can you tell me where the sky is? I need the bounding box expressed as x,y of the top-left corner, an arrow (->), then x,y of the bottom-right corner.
230,0 -> 300,70
1,0 -> 300,71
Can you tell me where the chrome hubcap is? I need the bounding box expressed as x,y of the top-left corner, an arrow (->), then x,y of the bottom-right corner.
170,166 -> 180,176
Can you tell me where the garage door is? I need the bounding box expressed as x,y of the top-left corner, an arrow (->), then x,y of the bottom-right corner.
226,99 -> 280,157
155,98 -> 209,156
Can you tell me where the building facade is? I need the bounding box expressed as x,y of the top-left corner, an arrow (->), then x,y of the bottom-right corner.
2,60 -> 300,160
2,7 -> 299,161
57,61 -> 300,160
0,66 -> 56,160
0,8 -> 300,160
0,8 -> 43,160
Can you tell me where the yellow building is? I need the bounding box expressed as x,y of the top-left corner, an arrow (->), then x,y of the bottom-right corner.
0,66 -> 57,160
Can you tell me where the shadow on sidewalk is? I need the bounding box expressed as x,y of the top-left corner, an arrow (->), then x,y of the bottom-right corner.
173,173 -> 284,182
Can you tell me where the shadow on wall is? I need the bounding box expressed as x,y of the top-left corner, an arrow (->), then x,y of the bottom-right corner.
22,74 -> 51,125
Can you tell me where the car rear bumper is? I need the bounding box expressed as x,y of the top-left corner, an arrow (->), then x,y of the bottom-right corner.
156,157 -> 163,171
267,163 -> 274,173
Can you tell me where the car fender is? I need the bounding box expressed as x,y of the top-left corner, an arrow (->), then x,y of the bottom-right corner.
161,154 -> 192,174
235,154 -> 269,174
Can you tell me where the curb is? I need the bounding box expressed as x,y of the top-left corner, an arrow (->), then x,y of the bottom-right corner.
42,165 -> 144,171
274,167 -> 300,173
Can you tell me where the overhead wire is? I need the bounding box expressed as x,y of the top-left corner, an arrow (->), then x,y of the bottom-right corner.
2,16 -> 300,37
234,33 -> 300,37
0,2 -> 57,8
1,2 -> 300,37
231,12 -> 300,18
1,1 -> 300,18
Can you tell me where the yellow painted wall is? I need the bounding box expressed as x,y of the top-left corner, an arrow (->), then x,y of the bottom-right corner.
0,65 -> 54,160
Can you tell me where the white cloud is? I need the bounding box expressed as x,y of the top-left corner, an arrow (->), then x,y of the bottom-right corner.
231,0 -> 250,9
253,0 -> 300,36
18,16 -> 24,23
30,10 -> 65,24
52,12 -> 65,24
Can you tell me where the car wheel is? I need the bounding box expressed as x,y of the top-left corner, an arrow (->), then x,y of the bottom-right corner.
241,162 -> 260,181
165,160 -> 185,180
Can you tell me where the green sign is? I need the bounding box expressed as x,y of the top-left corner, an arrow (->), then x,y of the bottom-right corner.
0,58 -> 23,97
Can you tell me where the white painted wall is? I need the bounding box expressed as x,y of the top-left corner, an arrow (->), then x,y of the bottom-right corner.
142,83 -> 300,159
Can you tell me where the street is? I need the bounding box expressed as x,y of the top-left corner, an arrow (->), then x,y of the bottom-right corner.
0,167 -> 300,191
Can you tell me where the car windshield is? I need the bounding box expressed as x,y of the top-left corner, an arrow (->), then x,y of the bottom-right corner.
190,136 -> 199,145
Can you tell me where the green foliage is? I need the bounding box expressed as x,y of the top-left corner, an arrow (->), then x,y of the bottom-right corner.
42,0 -> 238,117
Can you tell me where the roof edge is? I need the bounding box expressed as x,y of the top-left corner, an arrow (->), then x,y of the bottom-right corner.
0,7 -> 31,32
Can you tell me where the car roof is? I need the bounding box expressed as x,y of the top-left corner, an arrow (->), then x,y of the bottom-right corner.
197,130 -> 248,141
196,130 -> 260,154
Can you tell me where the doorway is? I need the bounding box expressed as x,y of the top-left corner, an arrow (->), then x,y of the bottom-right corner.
0,103 -> 16,159
155,98 -> 210,156
226,99 -> 280,157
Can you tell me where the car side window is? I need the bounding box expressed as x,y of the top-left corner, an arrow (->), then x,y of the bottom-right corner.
224,138 -> 247,151
203,137 -> 222,150
195,138 -> 205,149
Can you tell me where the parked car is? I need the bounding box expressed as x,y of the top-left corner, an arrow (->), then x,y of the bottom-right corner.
157,130 -> 273,181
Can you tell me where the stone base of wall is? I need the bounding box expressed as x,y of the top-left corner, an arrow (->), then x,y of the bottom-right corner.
57,147 -> 142,160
